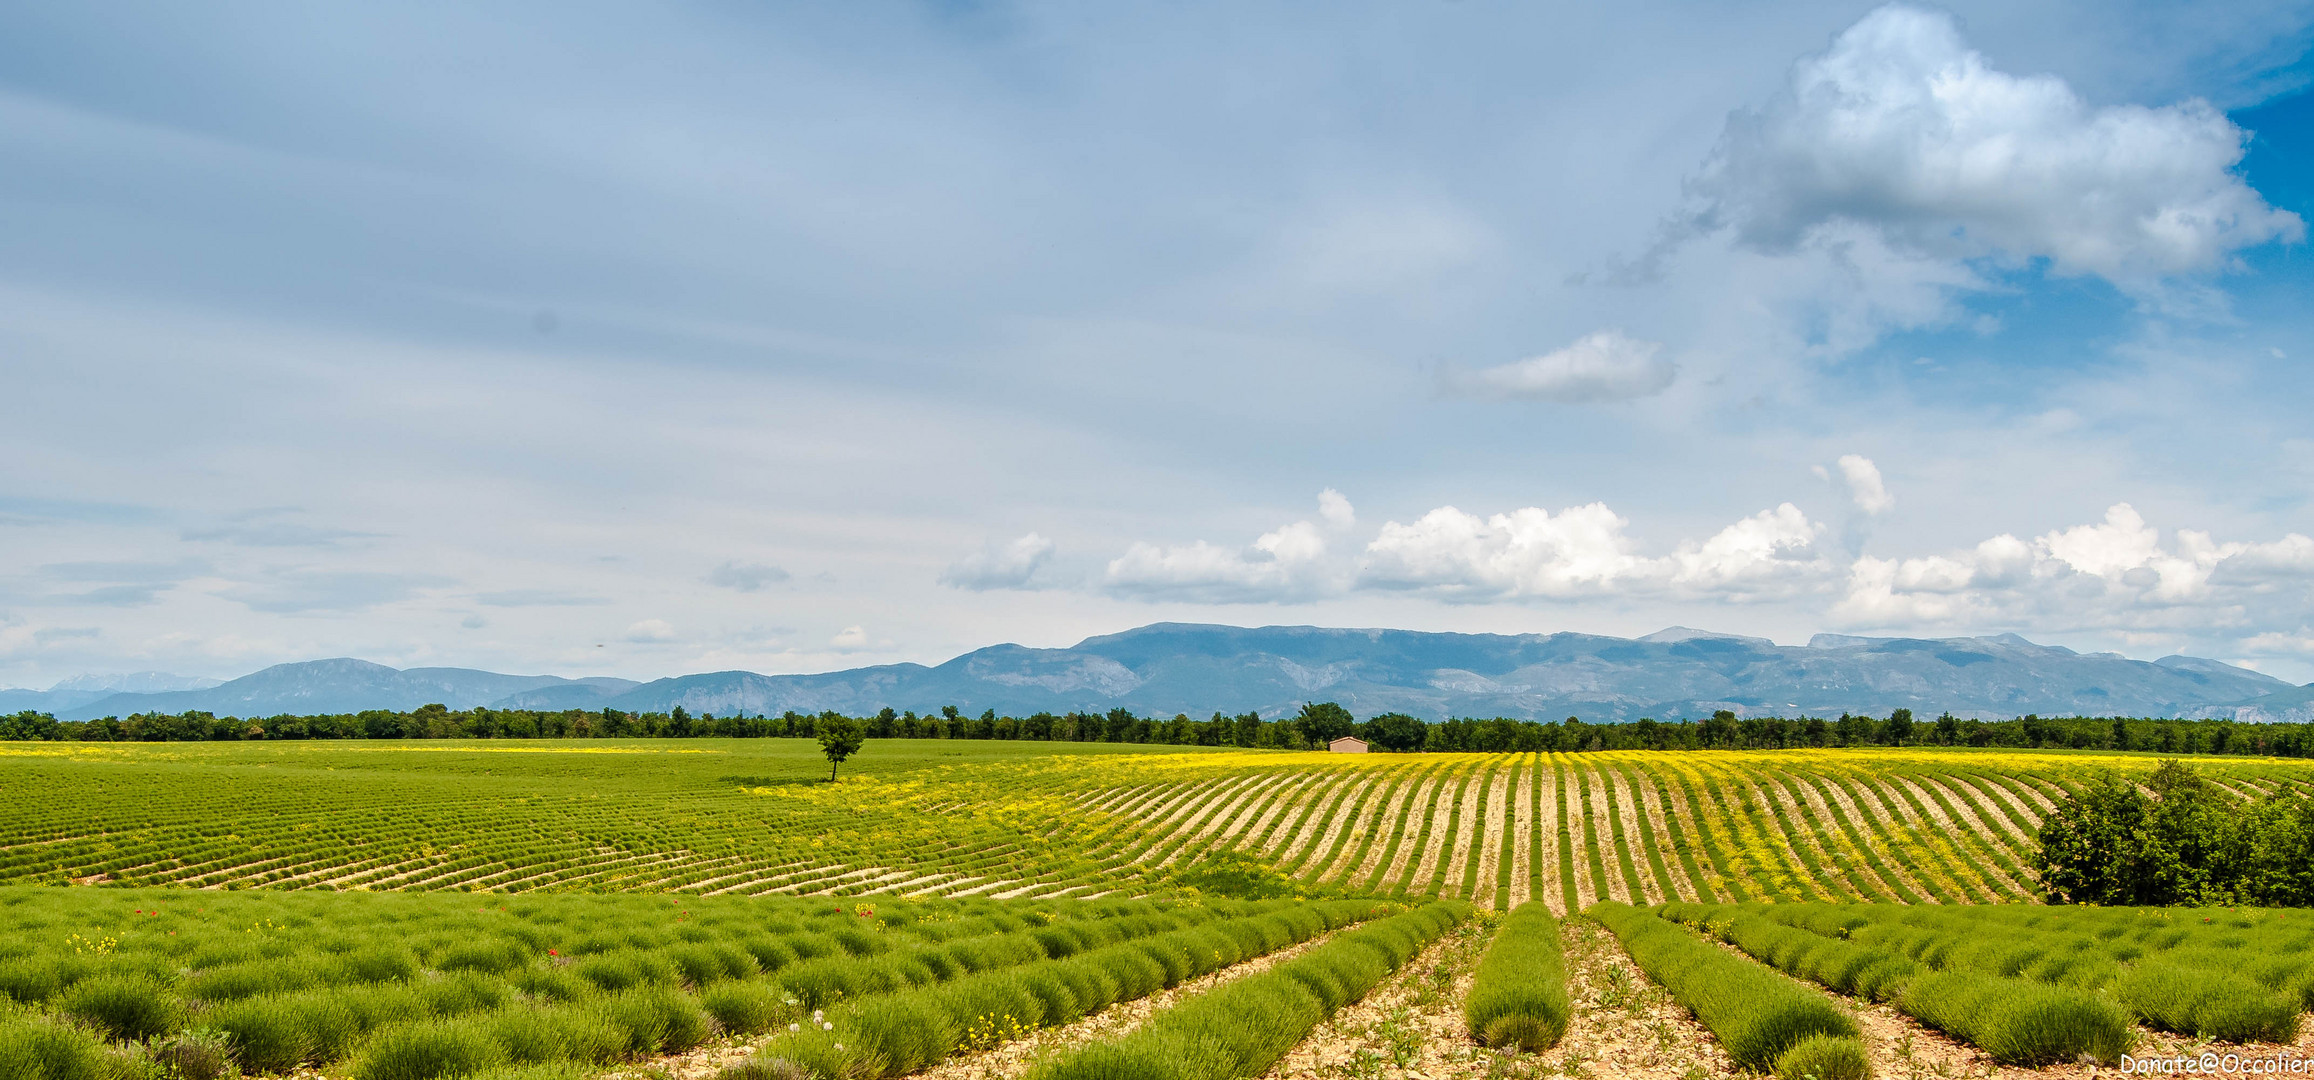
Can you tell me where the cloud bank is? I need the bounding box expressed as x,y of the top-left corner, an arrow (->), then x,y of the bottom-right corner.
1689,4 -> 2303,290
1078,488 -> 2314,664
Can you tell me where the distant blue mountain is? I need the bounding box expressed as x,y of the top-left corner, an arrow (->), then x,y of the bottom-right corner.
53,659 -> 638,720
40,622 -> 2311,722
0,671 -> 222,715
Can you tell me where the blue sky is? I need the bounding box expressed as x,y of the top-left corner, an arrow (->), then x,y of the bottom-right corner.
5,0 -> 2314,686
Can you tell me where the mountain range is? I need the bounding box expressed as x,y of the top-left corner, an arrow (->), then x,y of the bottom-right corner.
12,622 -> 2314,723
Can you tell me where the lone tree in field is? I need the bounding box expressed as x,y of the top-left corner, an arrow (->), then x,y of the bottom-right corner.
817,715 -> 865,782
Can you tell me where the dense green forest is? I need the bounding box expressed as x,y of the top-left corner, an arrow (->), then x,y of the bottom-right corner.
2037,759 -> 2314,905
3,700 -> 2309,757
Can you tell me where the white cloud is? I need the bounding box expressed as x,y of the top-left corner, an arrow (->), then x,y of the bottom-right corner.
1104,492 -> 1348,602
1449,330 -> 1676,403
1836,454 -> 1894,514
1360,503 -> 1649,599
1690,4 -> 2302,290
1834,503 -> 2314,633
623,618 -> 676,642
1359,500 -> 1831,602
940,533 -> 1056,591
1664,503 -> 1831,596
1104,524 -> 1336,604
830,625 -> 869,650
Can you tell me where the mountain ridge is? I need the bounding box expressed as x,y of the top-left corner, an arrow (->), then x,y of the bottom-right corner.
24,622 -> 2314,722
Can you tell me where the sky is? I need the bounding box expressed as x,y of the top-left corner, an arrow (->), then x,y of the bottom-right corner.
5,0 -> 2314,688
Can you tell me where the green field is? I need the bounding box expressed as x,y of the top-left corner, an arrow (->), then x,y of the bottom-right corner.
7,740 -> 2314,1080
6,739 -> 2310,907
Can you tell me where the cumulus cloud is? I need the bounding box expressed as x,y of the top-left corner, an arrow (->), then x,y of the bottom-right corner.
1360,503 -> 1650,599
830,625 -> 869,650
1689,4 -> 2302,289
623,618 -> 676,642
1664,504 -> 1832,596
1448,330 -> 1676,403
940,533 -> 1056,591
1110,488 -> 1842,606
1358,500 -> 1831,602
1835,503 -> 2314,633
1088,482 -> 2314,670
706,561 -> 792,592
1104,493 -> 1348,602
1835,455 -> 1894,514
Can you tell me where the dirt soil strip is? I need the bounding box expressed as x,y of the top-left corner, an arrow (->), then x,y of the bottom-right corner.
1266,774 -> 1344,861
1603,764 -> 1661,904
1921,773 -> 2037,886
1377,772 -> 1446,892
1809,773 -> 1931,902
899,926 -> 1353,1080
1777,772 -> 1906,901
1620,762 -> 1698,903
1416,763 -> 1490,897
1442,761 -> 1494,899
1535,758 -> 1565,915
1619,763 -> 1693,906
1258,910 -> 1496,1080
1509,756 -> 1537,910
1146,774 -> 1270,866
1290,775 -> 1374,876
1880,775 -> 2010,900
1841,773 -> 1960,902
1968,772 -> 2046,830
1750,774 -> 1850,901
1646,767 -> 1715,897
1218,775 -> 1304,846
1563,758 -> 1597,910
1274,774 -> 1357,859
1472,758 -> 1514,907
1228,774 -> 1311,852
1540,915 -> 1739,1080
1581,760 -> 1627,906
1334,771 -> 1421,887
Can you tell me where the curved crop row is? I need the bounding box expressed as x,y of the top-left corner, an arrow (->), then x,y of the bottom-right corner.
744,899 -> 1390,1080
1661,903 -> 2132,1064
1590,901 -> 1869,1080
0,884 -> 1352,1078
1022,900 -> 1471,1080
1809,904 -> 2307,1044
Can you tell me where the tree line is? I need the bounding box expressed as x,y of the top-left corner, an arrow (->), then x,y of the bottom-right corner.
2,701 -> 2310,757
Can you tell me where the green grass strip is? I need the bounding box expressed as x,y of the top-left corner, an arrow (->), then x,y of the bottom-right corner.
1465,901 -> 1567,1051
